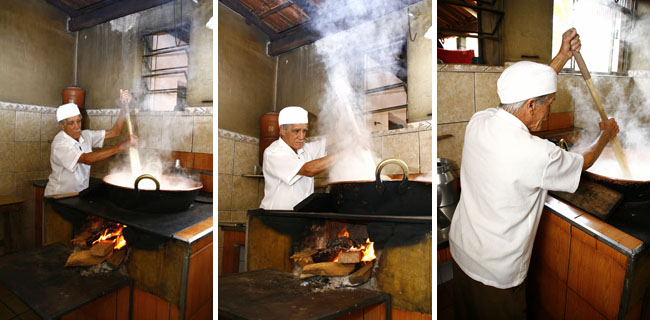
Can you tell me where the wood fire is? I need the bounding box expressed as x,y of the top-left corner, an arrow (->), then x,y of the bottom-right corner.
65,218 -> 128,269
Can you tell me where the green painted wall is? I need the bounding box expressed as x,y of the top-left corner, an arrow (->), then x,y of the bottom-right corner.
0,0 -> 74,106
77,0 -> 213,109
217,3 -> 277,138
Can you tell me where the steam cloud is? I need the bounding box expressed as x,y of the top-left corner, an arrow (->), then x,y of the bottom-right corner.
310,0 -> 409,182
570,4 -> 650,180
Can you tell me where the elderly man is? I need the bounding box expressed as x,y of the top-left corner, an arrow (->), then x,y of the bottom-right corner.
260,106 -> 337,210
45,90 -> 136,197
449,28 -> 619,319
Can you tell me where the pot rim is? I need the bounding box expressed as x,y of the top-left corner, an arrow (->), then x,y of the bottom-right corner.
102,173 -> 203,191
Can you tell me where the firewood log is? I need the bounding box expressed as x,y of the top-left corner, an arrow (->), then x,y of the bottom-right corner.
107,249 -> 127,268
300,262 -> 355,279
290,248 -> 318,267
90,241 -> 114,257
71,231 -> 93,249
337,251 -> 362,264
349,262 -> 374,285
65,250 -> 113,267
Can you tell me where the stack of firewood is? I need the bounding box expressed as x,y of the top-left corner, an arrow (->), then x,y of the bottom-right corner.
290,237 -> 375,286
65,220 -> 127,268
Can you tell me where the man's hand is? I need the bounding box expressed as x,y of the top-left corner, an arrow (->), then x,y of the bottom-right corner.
559,28 -> 581,59
599,118 -> 619,142
550,28 -> 581,74
120,89 -> 132,106
119,134 -> 138,151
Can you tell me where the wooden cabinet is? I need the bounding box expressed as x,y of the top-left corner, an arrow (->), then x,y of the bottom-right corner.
530,202 -> 649,320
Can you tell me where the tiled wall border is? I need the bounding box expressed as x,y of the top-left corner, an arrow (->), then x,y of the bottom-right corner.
218,120 -> 433,145
0,101 -> 213,116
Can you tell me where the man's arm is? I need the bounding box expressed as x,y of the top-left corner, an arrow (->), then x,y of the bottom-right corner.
549,28 -> 581,74
297,154 -> 337,177
77,135 -> 135,165
574,118 -> 619,170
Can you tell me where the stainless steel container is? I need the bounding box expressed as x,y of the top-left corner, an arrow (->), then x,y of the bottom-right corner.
436,158 -> 459,207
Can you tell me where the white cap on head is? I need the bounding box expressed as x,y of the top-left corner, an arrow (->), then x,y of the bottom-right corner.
56,103 -> 81,122
497,61 -> 557,104
278,106 -> 308,125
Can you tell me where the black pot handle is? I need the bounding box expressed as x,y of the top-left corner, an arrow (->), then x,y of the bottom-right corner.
134,174 -> 161,191
375,158 -> 409,194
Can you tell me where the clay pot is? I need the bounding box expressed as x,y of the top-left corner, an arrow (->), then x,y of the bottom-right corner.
62,86 -> 88,129
260,112 -> 279,166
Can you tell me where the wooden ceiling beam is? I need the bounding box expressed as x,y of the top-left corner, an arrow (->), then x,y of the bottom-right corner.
268,0 -> 423,56
45,0 -> 81,18
68,0 -> 173,31
219,0 -> 279,39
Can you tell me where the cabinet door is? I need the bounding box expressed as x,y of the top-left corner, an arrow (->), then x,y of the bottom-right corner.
565,288 -> 607,320
568,226 -> 626,320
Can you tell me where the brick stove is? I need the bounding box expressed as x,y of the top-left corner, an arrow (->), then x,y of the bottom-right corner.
218,204 -> 432,318
2,180 -> 213,320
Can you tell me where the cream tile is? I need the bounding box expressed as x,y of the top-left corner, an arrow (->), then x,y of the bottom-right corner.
15,142 -> 40,172
381,132 -> 420,175
218,211 -> 232,223
437,72 -> 475,124
161,115 -> 193,152
437,122 -> 468,171
134,115 -> 163,150
218,173 -> 233,211
554,75 -> 581,113
475,72 -> 500,111
218,138 -> 235,174
594,76 -> 634,118
231,176 -> 260,210
0,110 -> 15,142
0,142 -> 15,173
88,115 -> 112,131
233,141 -> 259,176
193,115 -> 213,154
40,113 -> 59,142
15,112 -> 41,142
0,173 -> 16,196
370,136 -> 382,160
40,142 -> 51,171
231,211 -> 248,223
419,130 -> 433,174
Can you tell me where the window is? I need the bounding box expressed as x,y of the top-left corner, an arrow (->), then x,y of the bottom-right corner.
363,38 -> 408,132
553,0 -> 635,73
142,30 -> 189,111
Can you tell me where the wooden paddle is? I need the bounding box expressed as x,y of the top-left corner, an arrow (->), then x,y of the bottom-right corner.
120,89 -> 142,179
572,51 -> 631,178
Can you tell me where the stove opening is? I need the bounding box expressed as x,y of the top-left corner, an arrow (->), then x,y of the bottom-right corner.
65,216 -> 129,273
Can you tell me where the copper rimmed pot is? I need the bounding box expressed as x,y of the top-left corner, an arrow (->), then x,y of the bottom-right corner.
584,148 -> 650,202
103,173 -> 203,213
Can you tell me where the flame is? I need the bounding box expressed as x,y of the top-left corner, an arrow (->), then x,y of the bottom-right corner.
338,228 -> 349,238
92,225 -> 127,250
361,238 -> 375,262
332,238 -> 375,263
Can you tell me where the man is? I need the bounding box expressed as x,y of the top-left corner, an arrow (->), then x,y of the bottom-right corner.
449,28 -> 620,319
45,90 -> 137,197
260,106 -> 337,210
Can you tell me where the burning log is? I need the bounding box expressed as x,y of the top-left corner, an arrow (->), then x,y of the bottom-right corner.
90,241 -> 115,257
300,262 -> 355,279
65,250 -> 113,267
337,251 -> 362,264
349,261 -> 374,285
290,248 -> 318,267
71,231 -> 93,249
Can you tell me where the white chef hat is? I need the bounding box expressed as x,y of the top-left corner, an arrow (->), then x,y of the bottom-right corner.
56,103 -> 81,122
278,106 -> 308,125
497,61 -> 557,104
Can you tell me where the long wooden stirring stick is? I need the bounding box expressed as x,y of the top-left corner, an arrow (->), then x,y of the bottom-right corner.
121,90 -> 142,179
572,51 -> 631,178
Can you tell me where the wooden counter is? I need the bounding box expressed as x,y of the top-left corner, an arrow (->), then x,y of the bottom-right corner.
529,195 -> 649,320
